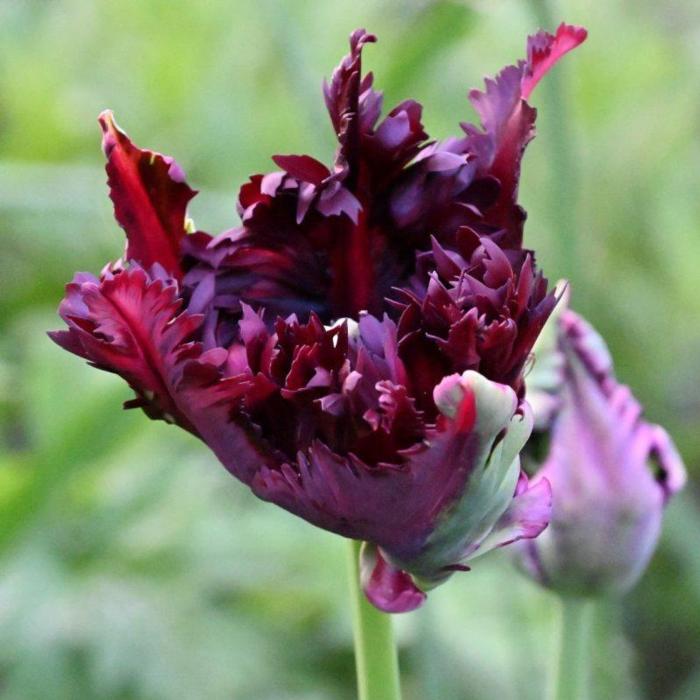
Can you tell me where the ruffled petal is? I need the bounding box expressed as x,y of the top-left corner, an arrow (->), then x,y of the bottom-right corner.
323,28 -> 380,162
472,24 -> 586,224
52,26 -> 587,612
379,23 -> 588,276
405,372 -> 534,585
49,265 -> 283,485
49,266 -> 200,428
252,370 -> 536,592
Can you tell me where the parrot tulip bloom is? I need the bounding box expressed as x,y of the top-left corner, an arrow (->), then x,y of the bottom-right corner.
50,25 -> 587,612
520,305 -> 686,596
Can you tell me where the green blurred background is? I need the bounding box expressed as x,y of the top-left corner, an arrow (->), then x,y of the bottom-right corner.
1,0 -> 699,698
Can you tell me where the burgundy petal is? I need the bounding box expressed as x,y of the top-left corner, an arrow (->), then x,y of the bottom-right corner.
50,266 -> 201,429
99,111 -> 196,279
323,28 -> 379,148
271,154 -> 330,185
52,25 -> 591,612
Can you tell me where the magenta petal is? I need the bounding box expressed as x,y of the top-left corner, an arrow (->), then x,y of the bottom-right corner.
522,24 -> 588,100
360,543 -> 426,613
175,365 -> 281,486
47,328 -> 90,358
466,66 -> 536,244
315,183 -> 362,221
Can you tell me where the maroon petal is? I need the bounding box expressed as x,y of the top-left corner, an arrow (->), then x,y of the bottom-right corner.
50,266 -> 281,485
272,154 -> 330,186
176,360 -> 282,485
251,370 -> 532,575
99,111 -> 196,279
460,24 -> 586,246
52,26 -> 588,612
50,266 -> 201,429
323,28 -> 379,148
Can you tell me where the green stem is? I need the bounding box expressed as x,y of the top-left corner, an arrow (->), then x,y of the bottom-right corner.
346,540 -> 402,700
527,0 -> 581,284
549,596 -> 594,700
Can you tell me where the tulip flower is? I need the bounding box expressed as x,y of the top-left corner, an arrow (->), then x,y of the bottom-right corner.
521,300 -> 686,596
50,24 -> 586,612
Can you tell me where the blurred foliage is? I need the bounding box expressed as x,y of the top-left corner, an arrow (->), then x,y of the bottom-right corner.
1,0 -> 699,698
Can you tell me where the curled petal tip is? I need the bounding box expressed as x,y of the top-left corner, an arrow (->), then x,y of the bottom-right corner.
350,28 -> 377,50
360,543 -> 426,614
648,425 -> 687,500
97,108 -> 116,131
98,109 -> 112,129
522,23 -> 588,100
98,109 -> 119,156
433,372 -> 476,431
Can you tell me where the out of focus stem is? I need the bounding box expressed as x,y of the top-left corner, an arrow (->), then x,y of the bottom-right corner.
346,540 -> 402,700
549,596 -> 593,700
527,0 -> 580,283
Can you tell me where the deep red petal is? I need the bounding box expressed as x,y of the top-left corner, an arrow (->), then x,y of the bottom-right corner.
99,111 -> 196,279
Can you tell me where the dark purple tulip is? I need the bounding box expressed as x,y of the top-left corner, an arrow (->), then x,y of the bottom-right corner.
50,25 -> 586,612
521,299 -> 686,596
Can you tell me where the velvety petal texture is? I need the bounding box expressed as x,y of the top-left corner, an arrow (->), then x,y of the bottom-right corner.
51,25 -> 586,612
520,302 -> 686,596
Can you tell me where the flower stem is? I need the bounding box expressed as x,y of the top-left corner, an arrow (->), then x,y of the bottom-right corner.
549,596 -> 594,700
346,540 -> 402,700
